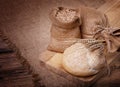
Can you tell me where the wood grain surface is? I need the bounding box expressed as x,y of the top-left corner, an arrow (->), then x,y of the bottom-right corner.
0,36 -> 34,87
0,0 -> 120,87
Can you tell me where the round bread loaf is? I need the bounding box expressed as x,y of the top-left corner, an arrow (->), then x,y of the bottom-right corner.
62,43 -> 106,76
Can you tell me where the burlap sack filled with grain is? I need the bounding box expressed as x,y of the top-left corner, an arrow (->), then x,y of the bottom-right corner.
79,6 -> 110,39
62,39 -> 106,76
47,7 -> 81,53
47,6 -> 110,52
79,6 -> 120,53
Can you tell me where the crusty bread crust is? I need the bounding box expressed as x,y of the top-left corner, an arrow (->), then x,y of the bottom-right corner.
62,43 -> 105,76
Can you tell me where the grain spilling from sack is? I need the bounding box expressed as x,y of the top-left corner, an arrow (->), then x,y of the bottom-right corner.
47,7 -> 81,53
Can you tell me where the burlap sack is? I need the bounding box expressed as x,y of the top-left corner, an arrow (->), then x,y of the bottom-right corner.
79,6 -> 120,53
80,6 -> 110,39
47,7 -> 81,53
46,7 -> 120,77
47,6 -> 120,53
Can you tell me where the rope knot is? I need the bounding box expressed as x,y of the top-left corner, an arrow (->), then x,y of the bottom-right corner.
93,25 -> 120,53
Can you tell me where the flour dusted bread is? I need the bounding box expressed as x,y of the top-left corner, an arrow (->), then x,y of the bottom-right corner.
47,7 -> 81,53
62,42 -> 106,76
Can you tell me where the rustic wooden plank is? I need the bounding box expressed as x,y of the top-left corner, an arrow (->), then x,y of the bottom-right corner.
40,50 -> 120,87
0,49 -> 14,53
97,0 -> 119,13
40,60 -> 108,87
81,0 -> 106,9
0,37 -> 35,87
104,1 -> 120,27
0,53 -> 16,58
97,0 -> 120,28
